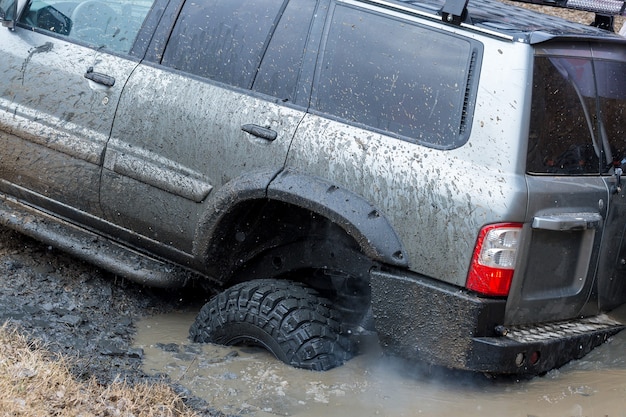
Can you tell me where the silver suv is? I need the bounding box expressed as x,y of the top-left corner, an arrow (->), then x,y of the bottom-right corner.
1,0 -> 625,374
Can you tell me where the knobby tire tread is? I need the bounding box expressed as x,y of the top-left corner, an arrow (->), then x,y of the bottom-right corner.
189,279 -> 353,371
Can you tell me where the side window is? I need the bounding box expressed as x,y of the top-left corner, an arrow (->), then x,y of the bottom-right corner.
313,5 -> 479,149
598,60 -> 626,171
17,0 -> 155,54
527,53 -> 626,175
161,0 -> 286,89
252,0 -> 315,102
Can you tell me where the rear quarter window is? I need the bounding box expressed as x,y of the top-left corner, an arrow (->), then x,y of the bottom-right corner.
312,4 -> 481,149
252,0 -> 316,103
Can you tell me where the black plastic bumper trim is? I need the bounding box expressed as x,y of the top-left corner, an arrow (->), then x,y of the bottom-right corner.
370,267 -> 625,374
469,323 -> 624,374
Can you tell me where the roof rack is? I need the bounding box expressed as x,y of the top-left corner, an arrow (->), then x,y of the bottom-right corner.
441,0 -> 470,24
512,0 -> 626,15
440,0 -> 625,31
510,0 -> 625,32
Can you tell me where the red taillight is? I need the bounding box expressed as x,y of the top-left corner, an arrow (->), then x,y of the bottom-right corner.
466,223 -> 523,297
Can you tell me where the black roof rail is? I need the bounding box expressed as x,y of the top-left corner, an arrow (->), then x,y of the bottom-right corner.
441,0 -> 470,25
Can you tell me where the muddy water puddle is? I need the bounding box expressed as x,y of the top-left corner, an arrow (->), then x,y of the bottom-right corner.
134,311 -> 626,417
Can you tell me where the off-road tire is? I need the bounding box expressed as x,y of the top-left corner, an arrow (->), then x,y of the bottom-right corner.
189,279 -> 353,371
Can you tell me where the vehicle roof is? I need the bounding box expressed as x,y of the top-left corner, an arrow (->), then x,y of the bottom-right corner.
377,0 -> 626,43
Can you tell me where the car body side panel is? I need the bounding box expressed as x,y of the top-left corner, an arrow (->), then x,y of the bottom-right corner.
286,115 -> 528,286
0,26 -> 138,219
286,10 -> 531,287
100,66 -> 307,254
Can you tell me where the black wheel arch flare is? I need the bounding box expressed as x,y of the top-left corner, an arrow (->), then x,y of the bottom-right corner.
193,169 -> 408,283
266,170 -> 408,268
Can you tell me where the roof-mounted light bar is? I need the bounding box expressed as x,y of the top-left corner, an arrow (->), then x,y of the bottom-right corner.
511,0 -> 626,16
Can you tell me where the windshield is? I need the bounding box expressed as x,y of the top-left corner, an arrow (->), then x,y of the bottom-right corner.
527,44 -> 626,175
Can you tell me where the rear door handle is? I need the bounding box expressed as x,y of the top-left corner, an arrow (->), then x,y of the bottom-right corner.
84,66 -> 115,87
532,212 -> 603,231
241,124 -> 277,142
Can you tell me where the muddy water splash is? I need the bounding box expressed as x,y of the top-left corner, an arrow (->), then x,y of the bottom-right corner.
134,311 -> 626,417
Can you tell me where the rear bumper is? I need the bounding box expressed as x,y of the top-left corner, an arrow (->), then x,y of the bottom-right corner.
370,268 -> 625,374
469,316 -> 624,373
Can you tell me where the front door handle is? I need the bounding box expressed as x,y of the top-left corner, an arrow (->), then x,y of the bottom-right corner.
84,67 -> 115,87
241,124 -> 277,142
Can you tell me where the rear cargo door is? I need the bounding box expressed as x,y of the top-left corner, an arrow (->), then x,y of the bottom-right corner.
592,46 -> 626,312
506,43 -> 626,325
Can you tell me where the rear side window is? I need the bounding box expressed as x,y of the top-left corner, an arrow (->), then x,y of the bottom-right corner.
161,0 -> 286,89
252,0 -> 316,102
527,48 -> 626,175
313,4 -> 480,149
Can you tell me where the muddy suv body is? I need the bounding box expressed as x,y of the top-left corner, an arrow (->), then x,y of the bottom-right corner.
1,0 -> 626,374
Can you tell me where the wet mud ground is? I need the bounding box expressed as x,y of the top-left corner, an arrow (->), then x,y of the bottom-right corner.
0,226 -> 218,415
1,224 -> 626,416
136,313 -> 626,417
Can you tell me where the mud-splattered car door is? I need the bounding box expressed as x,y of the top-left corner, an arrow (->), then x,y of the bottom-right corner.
507,43 -> 626,325
99,0 -> 317,255
0,0 -> 157,221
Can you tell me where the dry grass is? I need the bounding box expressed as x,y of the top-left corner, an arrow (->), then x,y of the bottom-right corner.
0,323 -> 201,417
